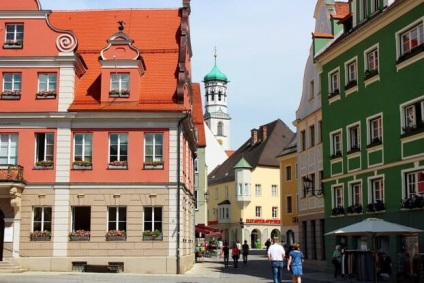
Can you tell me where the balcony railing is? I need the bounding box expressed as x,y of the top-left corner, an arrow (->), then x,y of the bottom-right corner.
0,165 -> 24,182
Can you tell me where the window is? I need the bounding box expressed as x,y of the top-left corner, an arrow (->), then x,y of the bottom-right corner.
194,159 -> 198,173
110,73 -> 129,96
0,134 -> 17,165
272,185 -> 278,197
217,122 -> 223,136
359,0 -> 368,21
144,207 -> 162,232
225,186 -> 229,198
74,133 -> 92,163
300,130 -> 305,151
35,133 -> 54,163
144,133 -> 163,164
310,125 -> 315,147
286,196 -> 293,213
348,124 -> 360,151
108,207 -> 126,231
370,0 -> 379,13
272,207 -> 278,218
2,73 -> 21,96
309,80 -> 314,99
33,206 -> 52,232
350,183 -> 362,206
238,183 -> 242,196
310,173 -> 316,194
329,69 -> 339,96
285,166 -> 292,181
369,116 -> 382,143
365,48 -> 378,74
109,133 -> 127,163
318,121 -> 322,143
331,131 -> 342,156
255,206 -> 262,218
402,98 -> 424,133
400,22 -> 424,56
244,183 -> 250,196
72,206 -> 91,232
345,59 -> 357,89
370,178 -> 384,202
333,186 -> 343,208
38,73 -> 57,96
255,184 -> 261,197
405,170 -> 424,197
5,24 -> 23,46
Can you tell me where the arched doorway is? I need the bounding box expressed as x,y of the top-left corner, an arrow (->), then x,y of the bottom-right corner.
250,229 -> 261,248
270,229 -> 280,240
0,210 -> 4,261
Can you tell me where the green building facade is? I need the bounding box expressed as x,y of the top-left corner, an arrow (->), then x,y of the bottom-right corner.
316,0 -> 424,280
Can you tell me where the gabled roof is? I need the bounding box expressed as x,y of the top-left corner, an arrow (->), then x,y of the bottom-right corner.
208,119 -> 294,185
276,133 -> 297,157
192,83 -> 206,147
334,1 -> 350,19
49,8 -> 190,112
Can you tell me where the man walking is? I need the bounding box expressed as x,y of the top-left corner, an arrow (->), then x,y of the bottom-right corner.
267,237 -> 286,283
242,240 -> 250,264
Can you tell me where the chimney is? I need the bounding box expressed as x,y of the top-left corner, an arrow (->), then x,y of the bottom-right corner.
251,129 -> 258,144
261,126 -> 268,141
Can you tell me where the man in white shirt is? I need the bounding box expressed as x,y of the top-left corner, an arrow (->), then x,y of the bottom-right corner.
267,237 -> 286,283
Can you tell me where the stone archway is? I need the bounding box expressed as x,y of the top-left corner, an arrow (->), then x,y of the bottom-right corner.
0,209 -> 4,261
250,229 -> 261,248
270,229 -> 280,240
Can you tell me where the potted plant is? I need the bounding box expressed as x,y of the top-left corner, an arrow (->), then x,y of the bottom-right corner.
108,160 -> 127,168
331,205 -> 345,216
73,160 -> 92,169
105,230 -> 127,241
30,230 -> 51,241
367,200 -> 386,212
329,89 -> 339,97
347,203 -> 363,214
364,69 -> 378,80
35,160 -> 54,168
345,80 -> 357,90
69,230 -> 90,241
4,40 -> 22,48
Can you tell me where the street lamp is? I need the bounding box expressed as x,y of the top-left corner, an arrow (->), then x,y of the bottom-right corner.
303,176 -> 324,197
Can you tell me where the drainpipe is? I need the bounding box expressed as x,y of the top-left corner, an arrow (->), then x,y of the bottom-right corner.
177,112 -> 189,274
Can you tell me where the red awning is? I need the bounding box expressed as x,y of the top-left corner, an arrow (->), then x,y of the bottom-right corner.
195,224 -> 221,237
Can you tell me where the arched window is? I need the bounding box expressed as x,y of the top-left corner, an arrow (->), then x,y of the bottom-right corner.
217,122 -> 224,136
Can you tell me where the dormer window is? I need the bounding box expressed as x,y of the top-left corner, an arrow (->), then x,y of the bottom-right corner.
4,24 -> 23,48
110,73 -> 130,97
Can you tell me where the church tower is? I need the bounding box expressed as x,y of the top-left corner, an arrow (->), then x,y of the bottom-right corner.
203,53 -> 231,150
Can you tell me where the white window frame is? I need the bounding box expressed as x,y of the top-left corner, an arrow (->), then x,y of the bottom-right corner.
32,206 -> 52,232
110,73 -> 130,94
370,0 -> 379,14
332,185 -> 344,208
3,73 -> 21,92
272,185 -> 278,197
5,24 -> 23,43
0,133 -> 18,165
349,181 -> 362,206
347,122 -> 360,151
330,130 -> 342,156
144,133 -> 163,164
328,68 -> 340,95
38,73 -> 57,93
143,206 -> 162,232
109,133 -> 128,163
108,206 -> 127,231
35,133 -> 54,163
364,44 -> 379,73
255,184 -> 261,197
400,96 -> 424,133
404,169 -> 424,197
272,207 -> 278,218
367,114 -> 383,144
369,177 -> 384,203
255,206 -> 262,218
398,21 -> 424,56
73,133 -> 92,162
345,57 -> 358,84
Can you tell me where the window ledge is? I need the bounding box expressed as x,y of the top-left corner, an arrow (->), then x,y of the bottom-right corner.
396,45 -> 424,72
1,95 -> 21,100
328,94 -> 340,105
34,166 -> 54,170
3,44 -> 22,49
108,165 -> 128,170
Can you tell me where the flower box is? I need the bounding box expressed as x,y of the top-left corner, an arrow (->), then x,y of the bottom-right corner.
69,236 -> 90,241
143,161 -> 164,169
3,40 -> 23,49
1,90 -> 21,100
73,161 -> 92,170
109,90 -> 130,98
36,90 -> 56,99
143,234 -> 163,241
105,230 -> 126,241
364,69 -> 379,80
143,230 -> 162,240
106,236 -> 126,241
108,160 -> 127,169
30,230 -> 51,241
35,160 -> 54,169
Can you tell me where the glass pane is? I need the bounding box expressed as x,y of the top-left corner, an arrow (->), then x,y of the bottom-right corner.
144,207 -> 152,221
109,207 -> 116,221
119,207 -> 126,221
33,207 -> 42,221
44,207 -> 52,221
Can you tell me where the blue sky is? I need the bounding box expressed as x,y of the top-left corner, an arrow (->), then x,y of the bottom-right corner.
40,0 -> 316,149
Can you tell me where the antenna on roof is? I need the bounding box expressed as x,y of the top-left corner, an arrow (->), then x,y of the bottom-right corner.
214,46 -> 217,65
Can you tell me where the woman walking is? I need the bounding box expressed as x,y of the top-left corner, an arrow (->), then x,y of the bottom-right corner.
287,243 -> 304,283
332,245 -> 342,278
231,243 -> 240,268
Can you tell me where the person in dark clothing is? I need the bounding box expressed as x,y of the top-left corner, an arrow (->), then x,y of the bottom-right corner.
242,240 -> 250,264
232,244 -> 240,268
222,242 -> 230,268
265,239 -> 271,252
